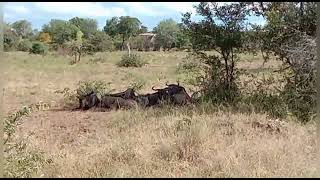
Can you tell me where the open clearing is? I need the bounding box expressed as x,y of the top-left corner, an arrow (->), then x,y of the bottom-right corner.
3,51 -> 319,177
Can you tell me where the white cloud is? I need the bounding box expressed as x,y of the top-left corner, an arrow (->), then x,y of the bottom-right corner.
151,2 -> 198,14
5,4 -> 30,14
118,2 -> 165,17
34,2 -> 126,17
118,2 -> 199,17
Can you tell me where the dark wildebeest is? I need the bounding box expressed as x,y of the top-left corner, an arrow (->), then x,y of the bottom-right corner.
76,90 -> 138,111
137,86 -> 170,107
163,82 -> 193,105
99,95 -> 138,110
77,91 -> 101,110
108,88 -> 137,100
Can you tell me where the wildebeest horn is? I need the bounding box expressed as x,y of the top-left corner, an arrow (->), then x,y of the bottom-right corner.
152,86 -> 162,91
166,82 -> 169,86
177,80 -> 180,86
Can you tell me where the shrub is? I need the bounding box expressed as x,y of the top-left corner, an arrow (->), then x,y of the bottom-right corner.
4,105 -> 52,178
17,39 -> 32,52
29,42 -> 48,55
117,54 -> 146,68
240,93 -> 288,119
55,80 -> 112,108
129,78 -> 146,91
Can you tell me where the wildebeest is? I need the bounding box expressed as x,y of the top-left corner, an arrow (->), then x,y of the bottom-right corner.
136,86 -> 170,107
76,91 -> 101,110
99,95 -> 138,110
108,88 -> 137,100
163,82 -> 193,105
76,90 -> 138,111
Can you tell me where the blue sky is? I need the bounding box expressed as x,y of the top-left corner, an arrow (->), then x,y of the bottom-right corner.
4,2 -> 266,31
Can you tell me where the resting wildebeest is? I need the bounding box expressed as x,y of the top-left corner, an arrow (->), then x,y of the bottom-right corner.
99,95 -> 138,110
164,82 -> 193,105
76,91 -> 101,110
108,88 -> 137,100
136,86 -> 170,107
76,90 -> 138,111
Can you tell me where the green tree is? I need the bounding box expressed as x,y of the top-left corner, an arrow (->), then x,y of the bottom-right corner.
11,20 -> 33,39
69,17 -> 98,39
153,19 -> 180,51
84,31 -> 115,53
103,17 -> 119,38
247,2 -> 317,122
182,2 -> 249,103
117,16 -> 142,55
175,23 -> 191,49
64,30 -> 84,63
3,23 -> 19,51
139,25 -> 148,34
17,39 -> 32,52
42,19 -> 80,45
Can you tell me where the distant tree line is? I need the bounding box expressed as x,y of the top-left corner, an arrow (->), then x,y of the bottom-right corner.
3,16 -> 191,55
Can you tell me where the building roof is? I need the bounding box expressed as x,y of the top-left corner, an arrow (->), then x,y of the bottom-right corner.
139,33 -> 156,36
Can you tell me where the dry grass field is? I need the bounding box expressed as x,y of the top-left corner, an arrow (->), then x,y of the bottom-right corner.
3,50 -> 319,177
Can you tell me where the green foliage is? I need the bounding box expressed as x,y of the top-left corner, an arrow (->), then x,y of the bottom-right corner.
103,17 -> 120,38
153,19 -> 180,50
29,42 -> 48,55
17,39 -> 33,52
117,16 -> 142,41
69,17 -> 98,39
103,16 -> 147,51
117,54 -> 146,68
240,93 -> 288,119
4,23 -> 19,51
4,105 -> 52,178
129,78 -> 146,91
281,75 -> 316,123
55,80 -> 112,108
131,36 -> 147,51
42,19 -> 80,45
182,2 -> 249,103
83,31 -> 115,53
248,2 -> 317,123
11,20 -> 33,39
139,25 -> 148,34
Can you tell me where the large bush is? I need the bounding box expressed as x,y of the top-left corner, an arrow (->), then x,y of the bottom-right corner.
117,54 -> 146,68
17,39 -> 33,52
248,2 -> 317,122
83,31 -> 115,54
29,42 -> 48,55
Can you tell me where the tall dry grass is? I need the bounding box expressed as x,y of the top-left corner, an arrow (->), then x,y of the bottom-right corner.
3,51 -> 319,177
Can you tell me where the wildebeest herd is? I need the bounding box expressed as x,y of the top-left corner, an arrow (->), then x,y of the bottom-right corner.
76,82 -> 195,111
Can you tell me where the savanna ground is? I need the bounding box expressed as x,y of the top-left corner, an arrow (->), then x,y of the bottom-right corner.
3,50 -> 319,177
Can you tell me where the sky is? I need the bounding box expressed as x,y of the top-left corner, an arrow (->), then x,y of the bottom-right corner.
3,2 -> 266,31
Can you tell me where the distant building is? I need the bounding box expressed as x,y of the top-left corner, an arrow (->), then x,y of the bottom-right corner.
138,32 -> 157,51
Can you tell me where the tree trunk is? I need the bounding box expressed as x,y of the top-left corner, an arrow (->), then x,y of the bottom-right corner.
299,2 -> 304,31
121,36 -> 125,51
74,52 -> 77,63
78,50 -> 81,62
126,41 -> 131,57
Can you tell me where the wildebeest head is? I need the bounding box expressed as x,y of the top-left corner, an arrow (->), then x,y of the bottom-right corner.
165,82 -> 193,102
81,91 -> 101,110
165,82 -> 186,95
